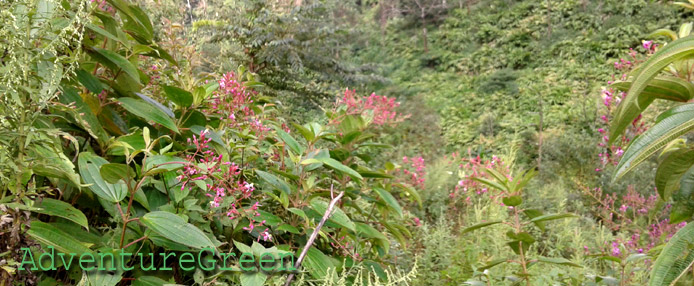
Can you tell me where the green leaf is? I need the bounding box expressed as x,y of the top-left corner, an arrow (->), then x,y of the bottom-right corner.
530,213 -> 576,223
470,176 -> 508,192
373,187 -> 403,217
143,155 -> 186,175
536,256 -> 582,268
276,128 -> 303,155
162,85 -> 193,108
276,224 -> 299,234
358,170 -> 394,179
34,198 -> 88,229
255,170 -> 292,195
89,47 -> 140,84
610,36 -> 694,144
100,163 -> 135,184
240,272 -> 268,286
316,157 -> 363,181
78,152 -> 127,203
75,68 -> 104,94
670,165 -> 694,224
648,223 -> 694,286
58,87 -> 109,144
502,195 -> 522,207
141,211 -> 217,250
118,97 -> 179,133
292,123 -> 315,142
256,210 -> 283,227
310,198 -> 355,232
27,144 -> 82,188
461,221 -> 502,234
523,209 -> 546,231
614,104 -> 694,180
479,259 -> 507,271
132,276 -> 169,286
647,29 -> 679,41
303,247 -> 334,279
87,270 -> 122,286
654,148 -> 694,200
355,222 -> 388,241
394,182 -> 422,208
27,221 -> 92,254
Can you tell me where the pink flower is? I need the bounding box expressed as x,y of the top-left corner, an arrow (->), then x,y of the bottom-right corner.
643,41 -> 653,50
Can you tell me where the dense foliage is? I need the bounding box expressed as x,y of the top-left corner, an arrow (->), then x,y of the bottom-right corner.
6,0 -> 694,285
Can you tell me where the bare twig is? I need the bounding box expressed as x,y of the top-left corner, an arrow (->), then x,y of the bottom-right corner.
284,185 -> 344,286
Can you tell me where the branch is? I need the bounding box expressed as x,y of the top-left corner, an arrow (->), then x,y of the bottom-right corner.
284,185 -> 344,286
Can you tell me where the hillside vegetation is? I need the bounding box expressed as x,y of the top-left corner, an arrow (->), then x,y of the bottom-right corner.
4,0 -> 694,285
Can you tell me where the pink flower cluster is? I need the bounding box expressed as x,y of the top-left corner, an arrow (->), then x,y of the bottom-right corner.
596,46 -> 655,171
336,89 -> 409,125
177,130 -> 271,241
448,151 -> 510,203
207,72 -> 270,139
581,184 -> 684,257
329,234 -> 361,261
91,0 -> 115,13
398,156 -> 426,189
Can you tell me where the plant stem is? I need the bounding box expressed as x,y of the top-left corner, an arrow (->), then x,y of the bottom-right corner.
284,186 -> 343,286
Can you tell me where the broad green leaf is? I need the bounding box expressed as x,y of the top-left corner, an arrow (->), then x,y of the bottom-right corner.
355,222 -> 388,241
85,23 -> 127,47
135,92 -> 175,118
530,213 -> 576,223
255,170 -> 292,195
162,85 -> 193,108
78,152 -> 127,203
118,97 -> 179,133
373,187 -> 403,217
75,68 -> 104,94
610,36 -> 694,144
89,47 -> 140,84
648,222 -> 694,286
276,224 -> 299,234
27,221 -> 92,254
133,276 -> 169,286
100,163 -> 135,184
292,123 -> 315,142
310,198 -> 355,232
502,195 -> 522,207
479,258 -> 508,271
462,221 -> 502,234
240,272 -> 267,286
358,170 -> 394,178
670,165 -> 694,224
654,148 -> 694,200
470,177 -> 507,192
141,211 -> 217,250
256,210 -> 283,227
143,155 -> 186,175
87,270 -> 122,286
58,87 -> 109,144
647,29 -> 679,41
614,105 -> 694,180
316,157 -> 363,181
523,209 -> 546,231
610,75 -> 694,109
34,198 -> 88,229
276,128 -> 303,155
27,144 -> 82,188
303,247 -> 334,279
